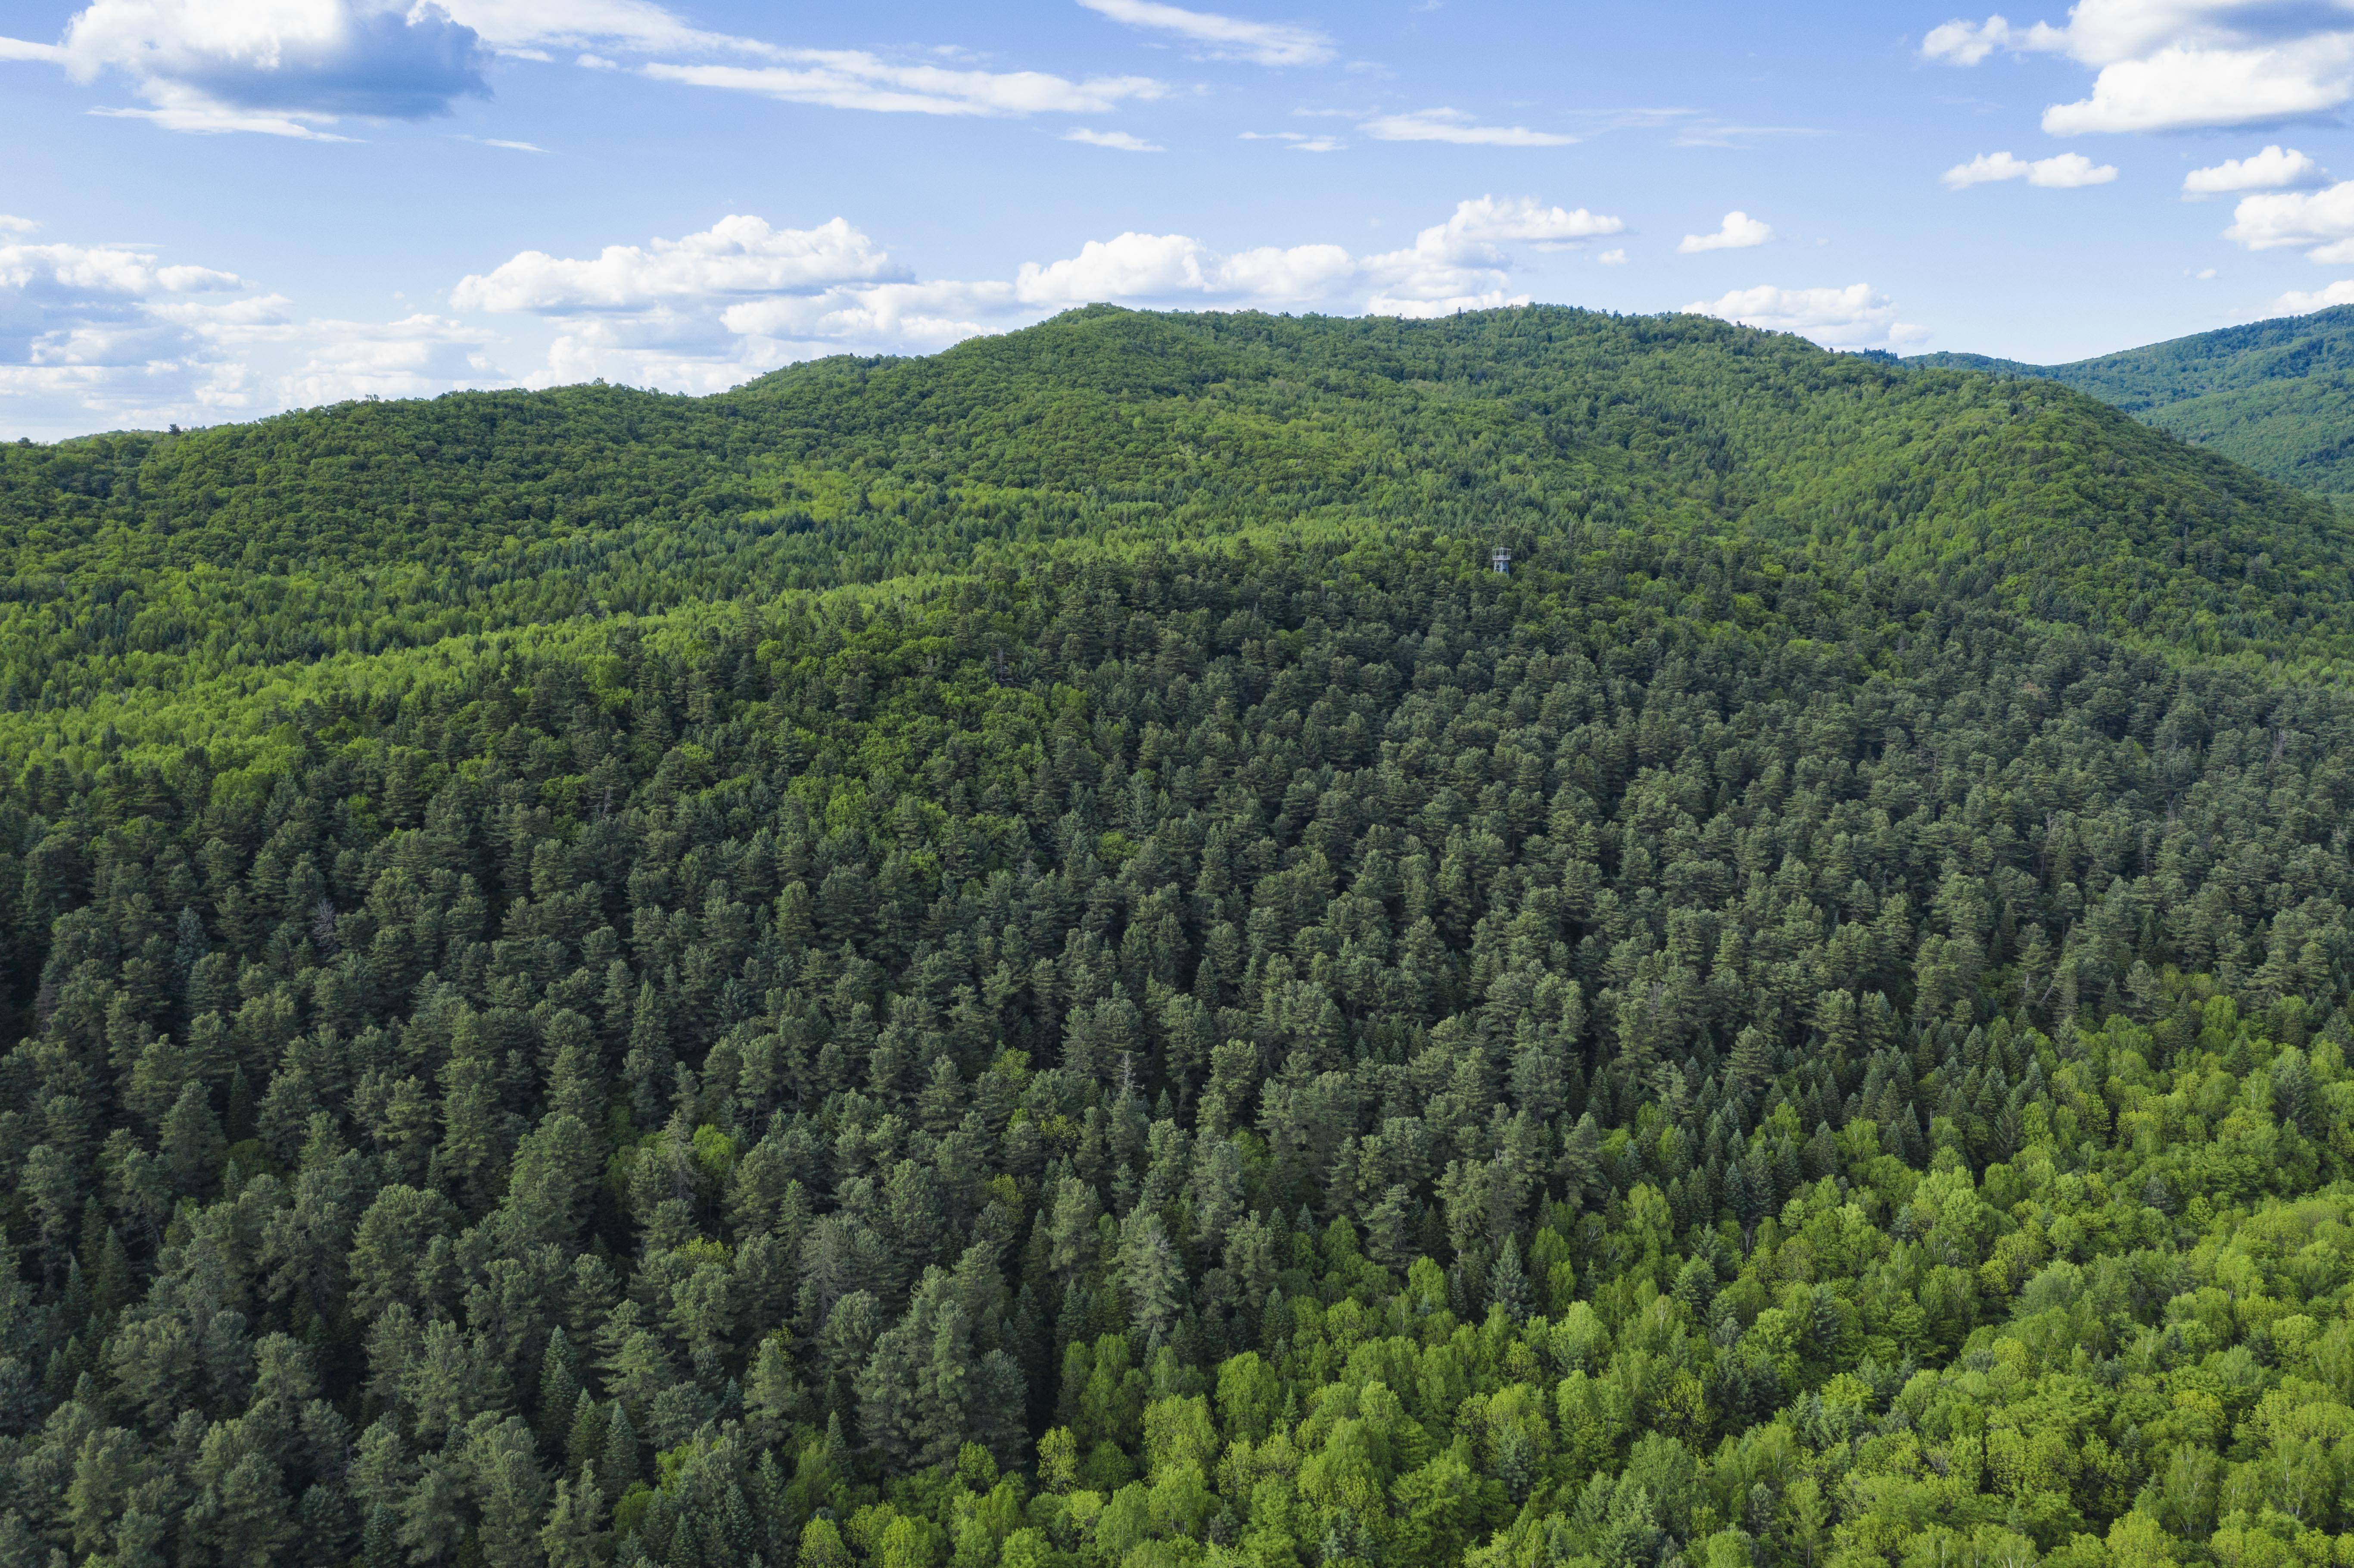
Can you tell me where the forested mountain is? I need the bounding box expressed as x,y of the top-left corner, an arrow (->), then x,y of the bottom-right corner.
9,305 -> 2349,781
1913,307 -> 2354,502
6,306 -> 2354,1568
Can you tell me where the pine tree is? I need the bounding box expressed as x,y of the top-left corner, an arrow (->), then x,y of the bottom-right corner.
541,1467 -> 609,1568
564,1390 -> 607,1480
1118,1212 -> 1184,1344
1557,1113 -> 1602,1210
623,981 -> 673,1127
360,1505 -> 402,1568
1363,1184 -> 1414,1275
1487,1234 -> 1529,1323
597,1402 -> 639,1504
537,1328 -> 583,1457
159,1081 -> 226,1196
745,1332 -> 805,1444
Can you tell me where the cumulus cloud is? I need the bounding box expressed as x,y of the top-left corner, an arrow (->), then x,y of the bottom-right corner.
1684,283 -> 1926,350
1677,212 -> 1773,253
2185,146 -> 2328,196
442,198 -> 1607,391
1942,150 -> 2117,189
0,240 -> 242,302
1923,2 -> 2354,134
719,280 -> 1013,347
2224,181 -> 2354,259
2278,279 -> 2354,312
1361,108 -> 1573,146
1075,0 -> 1333,66
1354,196 -> 1622,314
0,223 -> 507,435
1920,14 -> 2066,64
3,0 -> 1168,133
451,215 -> 900,313
1597,248 -> 1628,265
423,215 -> 991,392
6,196 -> 1640,432
2046,41 -> 2354,134
1015,234 -> 1356,305
0,0 -> 492,136
277,313 -> 501,404
0,236 -> 258,418
1065,127 -> 1161,151
445,196 -> 1625,390
1416,195 -> 1622,252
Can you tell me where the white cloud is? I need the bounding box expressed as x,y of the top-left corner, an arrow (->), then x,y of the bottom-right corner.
1013,233 -> 1355,305
451,215 -> 900,313
1921,14 -> 2066,64
1361,108 -> 1573,146
2185,145 -> 2328,196
1419,194 -> 1622,252
458,215 -> 1358,393
2046,40 -> 2354,134
1075,0 -> 1333,67
482,137 -> 548,152
1065,127 -> 1162,151
1942,149 -> 2117,189
4,196 -> 1630,432
447,196 -> 1621,390
2277,279 -> 2354,312
2030,152 -> 2119,187
0,238 -> 243,300
90,100 -> 360,138
444,215 -> 1012,392
643,54 -> 1164,116
1678,211 -> 1773,253
7,0 -> 494,136
0,224 -> 507,435
1597,248 -> 1627,265
1923,3 -> 2354,135
436,0 -> 765,56
1685,283 -> 1926,350
1241,130 -> 1343,151
3,0 -> 1166,133
277,313 -> 501,404
719,280 -> 1013,348
0,0 -> 765,134
2223,181 -> 2354,255
1355,196 -> 1620,314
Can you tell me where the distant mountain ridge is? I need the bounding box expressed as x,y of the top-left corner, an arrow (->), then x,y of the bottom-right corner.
1911,305 -> 2354,502
10,304 -> 2354,760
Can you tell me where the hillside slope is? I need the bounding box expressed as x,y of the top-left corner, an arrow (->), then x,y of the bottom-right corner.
6,305 -> 2350,772
7,308 -> 2354,1568
1913,305 -> 2354,500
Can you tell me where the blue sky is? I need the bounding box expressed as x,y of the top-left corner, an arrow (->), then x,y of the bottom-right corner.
3,0 -> 2352,438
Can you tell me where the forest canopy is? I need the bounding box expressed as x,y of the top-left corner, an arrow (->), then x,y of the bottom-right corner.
1912,305 -> 2354,505
4,306 -> 2354,1568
